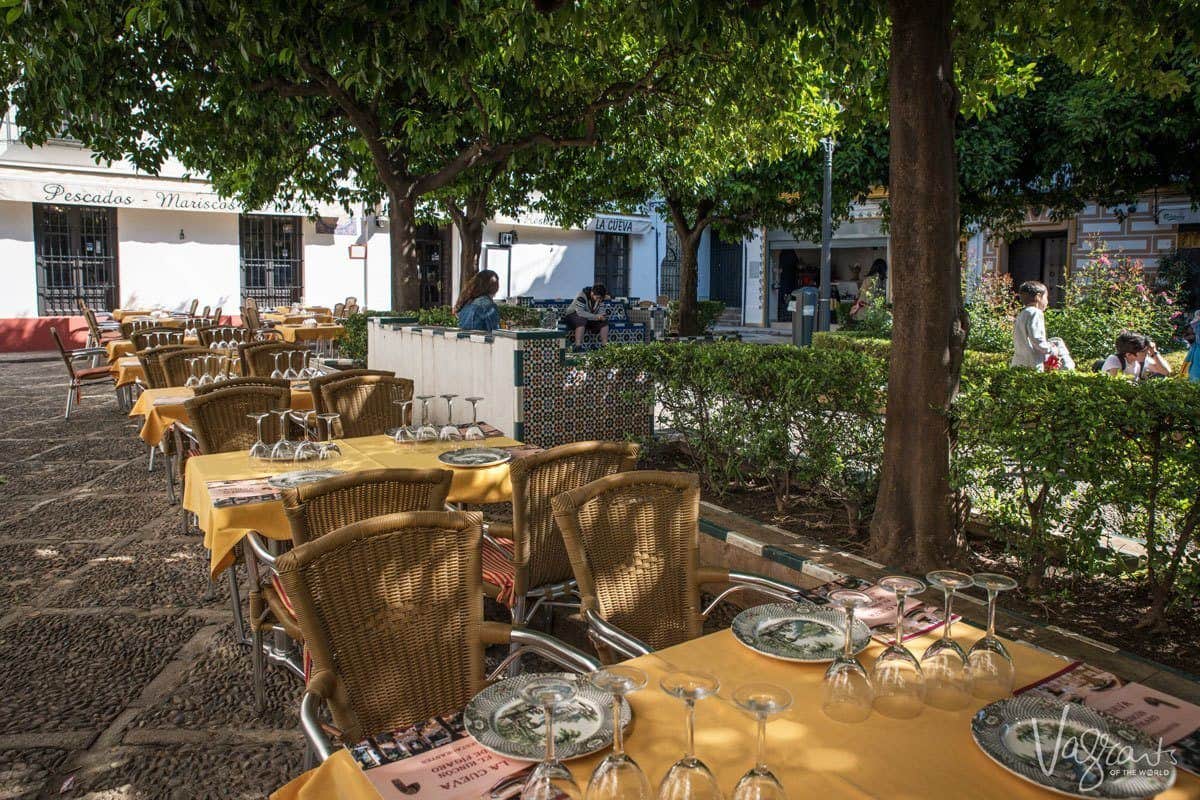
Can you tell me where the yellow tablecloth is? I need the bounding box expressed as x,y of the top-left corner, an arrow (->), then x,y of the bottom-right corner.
272,629 -> 1200,800
111,356 -> 145,387
273,306 -> 331,315
129,386 -> 314,446
105,335 -> 200,363
183,434 -> 517,578
263,313 -> 335,325
276,324 -> 345,343
111,308 -> 153,321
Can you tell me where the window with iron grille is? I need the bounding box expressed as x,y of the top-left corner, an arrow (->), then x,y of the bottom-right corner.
594,232 -> 629,297
239,215 -> 303,307
33,204 -> 119,316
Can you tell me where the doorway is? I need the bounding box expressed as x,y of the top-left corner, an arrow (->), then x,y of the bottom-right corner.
33,204 -> 119,316
594,232 -> 629,296
1008,232 -> 1067,306
239,215 -> 304,307
415,225 -> 448,308
709,233 -> 743,307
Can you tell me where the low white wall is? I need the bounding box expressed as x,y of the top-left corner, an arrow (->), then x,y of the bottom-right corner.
0,200 -> 36,316
368,322 -> 519,436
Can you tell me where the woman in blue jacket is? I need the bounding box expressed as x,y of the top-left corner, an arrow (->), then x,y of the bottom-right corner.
453,269 -> 501,332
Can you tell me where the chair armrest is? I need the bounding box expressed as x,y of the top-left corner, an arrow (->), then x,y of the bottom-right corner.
584,607 -> 654,660
481,523 -> 515,561
69,347 -> 109,358
244,531 -> 279,571
300,691 -> 335,762
481,621 -> 601,676
700,569 -> 805,617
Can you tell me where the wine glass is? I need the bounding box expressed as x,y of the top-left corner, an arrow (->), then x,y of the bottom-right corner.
267,408 -> 295,462
247,412 -> 272,467
185,358 -> 200,388
586,667 -> 648,800
391,399 -> 415,442
966,572 -> 1019,701
872,576 -> 927,718
822,589 -> 874,723
464,396 -> 485,440
414,395 -> 438,442
437,393 -> 460,440
270,352 -> 286,380
316,413 -> 342,460
731,684 -> 792,800
520,675 -> 583,800
283,351 -> 300,381
658,671 -> 722,800
921,570 -> 974,711
293,411 -> 322,463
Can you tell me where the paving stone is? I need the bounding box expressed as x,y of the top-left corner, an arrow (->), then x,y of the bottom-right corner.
0,439 -> 69,462
64,743 -> 302,800
38,434 -> 146,464
0,540 -> 107,615
0,612 -> 200,735
44,540 -> 225,611
0,748 -> 69,800
0,460 -> 119,500
133,628 -> 298,732
0,494 -> 156,542
83,458 -> 173,494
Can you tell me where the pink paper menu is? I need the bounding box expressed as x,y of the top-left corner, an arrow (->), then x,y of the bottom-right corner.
364,737 -> 528,800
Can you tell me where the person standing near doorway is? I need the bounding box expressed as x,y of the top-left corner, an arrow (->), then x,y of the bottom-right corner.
1011,280 -> 1057,369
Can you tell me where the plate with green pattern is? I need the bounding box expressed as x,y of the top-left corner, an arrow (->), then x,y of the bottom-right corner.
972,696 -> 1176,799
437,447 -> 513,468
732,602 -> 869,663
464,673 -> 631,762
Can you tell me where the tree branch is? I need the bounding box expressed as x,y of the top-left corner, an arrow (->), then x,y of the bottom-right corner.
249,76 -> 327,97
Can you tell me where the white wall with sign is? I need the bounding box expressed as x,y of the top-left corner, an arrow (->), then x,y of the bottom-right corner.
118,208 -> 240,310
0,200 -> 37,317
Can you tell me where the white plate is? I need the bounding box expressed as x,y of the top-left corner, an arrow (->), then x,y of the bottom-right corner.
731,602 -> 870,663
437,447 -> 513,468
266,469 -> 344,490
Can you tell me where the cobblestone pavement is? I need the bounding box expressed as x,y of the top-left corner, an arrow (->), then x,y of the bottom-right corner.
0,361 -> 305,799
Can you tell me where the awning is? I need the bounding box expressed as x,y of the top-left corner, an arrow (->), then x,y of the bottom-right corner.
0,164 -> 309,215
490,210 -> 653,235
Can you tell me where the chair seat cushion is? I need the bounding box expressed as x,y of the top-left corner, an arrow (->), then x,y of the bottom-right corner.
482,537 -> 517,607
76,366 -> 115,380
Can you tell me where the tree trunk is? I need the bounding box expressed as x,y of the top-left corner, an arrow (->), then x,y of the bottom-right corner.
677,232 -> 701,336
389,190 -> 422,311
457,210 -> 486,289
868,0 -> 967,570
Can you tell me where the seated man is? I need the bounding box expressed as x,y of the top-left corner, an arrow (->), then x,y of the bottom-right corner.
562,283 -> 609,349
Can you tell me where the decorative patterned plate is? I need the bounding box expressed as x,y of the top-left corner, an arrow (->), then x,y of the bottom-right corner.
731,602 -> 869,663
437,447 -> 513,468
266,469 -> 344,490
972,696 -> 1176,799
464,673 -> 631,762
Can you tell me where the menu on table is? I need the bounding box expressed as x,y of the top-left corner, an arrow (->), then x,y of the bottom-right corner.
350,710 -> 530,800
1019,661 -> 1200,775
207,477 -> 279,508
801,576 -> 949,642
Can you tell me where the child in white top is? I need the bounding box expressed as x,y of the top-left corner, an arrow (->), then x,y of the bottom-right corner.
1011,281 -> 1056,370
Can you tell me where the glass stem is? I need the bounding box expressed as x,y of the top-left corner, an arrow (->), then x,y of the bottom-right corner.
685,699 -> 696,759
894,590 -> 905,647
611,695 -> 624,756
544,702 -> 556,763
943,589 -> 955,639
986,589 -> 997,639
843,605 -> 855,658
755,713 -> 767,772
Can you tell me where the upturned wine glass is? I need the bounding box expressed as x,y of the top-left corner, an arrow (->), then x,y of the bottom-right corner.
966,572 -> 1019,701
871,575 -> 927,719
658,671 -> 722,800
586,666 -> 648,800
316,413 -> 342,460
293,411 -> 322,463
247,412 -> 272,467
921,570 -> 975,711
267,408 -> 295,462
439,393 -> 460,441
731,684 -> 792,800
390,399 -> 415,442
185,358 -> 200,388
822,589 -> 874,723
282,351 -> 301,381
414,395 -> 438,442
270,352 -> 286,380
464,396 -> 485,440
520,675 -> 583,800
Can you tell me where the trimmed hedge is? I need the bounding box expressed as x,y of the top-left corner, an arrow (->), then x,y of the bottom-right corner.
593,339 -> 1200,621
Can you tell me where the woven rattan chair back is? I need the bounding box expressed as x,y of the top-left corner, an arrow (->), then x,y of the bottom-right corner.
183,384 -> 290,454
552,470 -> 703,651
308,369 -> 393,415
321,375 -> 413,438
131,328 -> 185,351
120,318 -> 157,338
187,298 -> 199,316
276,511 -> 485,741
136,344 -> 190,389
83,309 -> 106,343
159,347 -> 223,388
509,441 -> 639,593
281,468 -> 454,546
332,302 -> 345,317
192,376 -> 289,396
242,303 -> 265,331
211,306 -> 223,323
239,342 -> 299,377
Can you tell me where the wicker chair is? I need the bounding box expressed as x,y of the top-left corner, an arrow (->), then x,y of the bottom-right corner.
119,318 -> 158,339
483,441 -> 639,635
307,369 -> 393,414
159,347 -> 224,387
319,374 -> 413,437
198,326 -> 252,348
82,308 -> 122,348
136,344 -> 190,390
332,302 -> 345,318
50,326 -> 113,418
276,511 -> 599,758
551,470 -> 804,661
187,298 -> 199,316
211,305 -> 223,324
130,327 -> 186,351
242,468 -> 454,710
239,341 -> 303,377
192,376 -> 289,395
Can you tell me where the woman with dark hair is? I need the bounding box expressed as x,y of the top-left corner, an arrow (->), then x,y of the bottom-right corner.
454,269 -> 501,332
1101,330 -> 1171,379
850,258 -> 888,320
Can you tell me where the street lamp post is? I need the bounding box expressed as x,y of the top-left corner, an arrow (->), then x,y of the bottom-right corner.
818,136 -> 835,332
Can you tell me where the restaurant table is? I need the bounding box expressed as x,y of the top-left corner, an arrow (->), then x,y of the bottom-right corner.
111,356 -> 145,387
129,385 -> 315,446
105,335 -> 200,362
111,308 -> 153,321
276,323 -> 346,343
183,434 -> 518,579
263,312 -> 335,325
271,627 -> 1200,800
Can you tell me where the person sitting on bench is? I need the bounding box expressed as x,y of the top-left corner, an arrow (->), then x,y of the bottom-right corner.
562,283 -> 610,349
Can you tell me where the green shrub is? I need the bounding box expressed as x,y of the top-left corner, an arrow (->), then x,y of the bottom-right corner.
850,294 -> 893,338
337,310 -> 391,363
498,304 -> 545,329
666,299 -> 726,334
417,306 -> 458,327
1155,248 -> 1200,315
812,332 -> 1008,385
964,271 -> 1021,354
